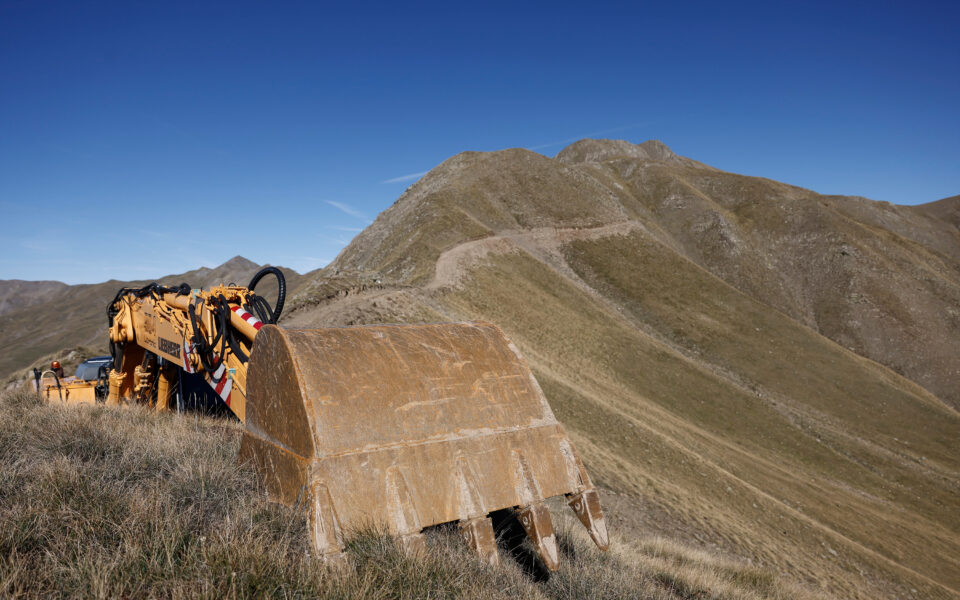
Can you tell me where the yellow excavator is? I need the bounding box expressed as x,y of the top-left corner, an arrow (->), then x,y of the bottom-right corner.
40,267 -> 609,568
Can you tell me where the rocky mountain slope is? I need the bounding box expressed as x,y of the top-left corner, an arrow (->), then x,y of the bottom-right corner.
0,280 -> 69,316
911,194 -> 960,229
334,140 -> 960,410
286,139 -> 960,599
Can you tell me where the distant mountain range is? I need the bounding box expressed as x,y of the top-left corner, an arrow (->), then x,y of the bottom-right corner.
0,256 -> 302,381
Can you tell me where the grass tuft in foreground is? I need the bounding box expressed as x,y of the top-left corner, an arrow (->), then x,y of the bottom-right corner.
0,392 -> 810,599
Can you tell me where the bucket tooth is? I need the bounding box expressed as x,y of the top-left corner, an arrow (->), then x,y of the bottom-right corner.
516,502 -> 560,571
568,489 -> 609,551
459,516 -> 500,566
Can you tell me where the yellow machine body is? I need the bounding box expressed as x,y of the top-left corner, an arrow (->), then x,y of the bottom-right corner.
38,372 -> 100,405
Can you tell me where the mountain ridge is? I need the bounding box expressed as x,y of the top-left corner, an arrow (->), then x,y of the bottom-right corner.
330,139 -> 960,410
555,138 -> 710,169
911,194 -> 960,229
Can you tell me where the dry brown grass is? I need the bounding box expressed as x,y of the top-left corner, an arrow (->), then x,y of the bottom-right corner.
0,391 -> 805,599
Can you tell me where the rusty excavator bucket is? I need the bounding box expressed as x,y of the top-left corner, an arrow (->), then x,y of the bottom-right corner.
239,322 -> 608,569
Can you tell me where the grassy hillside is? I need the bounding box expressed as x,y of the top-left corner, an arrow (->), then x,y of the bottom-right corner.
450,242 -> 957,597
287,226 -> 960,598
0,391 -> 816,599
280,139 -> 960,599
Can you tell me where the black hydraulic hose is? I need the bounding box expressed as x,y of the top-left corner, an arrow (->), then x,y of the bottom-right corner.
107,282 -> 189,327
216,295 -> 230,363
95,365 -> 109,402
247,266 -> 285,323
176,368 -> 184,413
246,295 -> 274,325
189,301 -> 220,373
215,295 -> 251,364
50,372 -> 62,401
226,329 -> 249,363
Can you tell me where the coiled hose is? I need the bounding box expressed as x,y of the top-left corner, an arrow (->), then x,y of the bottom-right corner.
246,266 -> 285,324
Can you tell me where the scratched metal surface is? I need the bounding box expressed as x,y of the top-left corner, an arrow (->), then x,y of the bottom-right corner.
239,322 -> 600,557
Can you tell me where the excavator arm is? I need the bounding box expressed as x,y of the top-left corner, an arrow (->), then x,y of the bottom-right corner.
106,281 -> 263,419
98,266 -> 609,568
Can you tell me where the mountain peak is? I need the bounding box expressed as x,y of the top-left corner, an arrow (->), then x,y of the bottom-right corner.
555,138 -> 680,165
218,256 -> 258,271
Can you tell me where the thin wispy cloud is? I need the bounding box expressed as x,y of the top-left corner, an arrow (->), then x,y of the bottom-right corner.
325,225 -> 365,232
382,170 -> 428,184
325,200 -> 370,221
324,235 -> 353,244
19,235 -> 68,253
526,122 -> 649,151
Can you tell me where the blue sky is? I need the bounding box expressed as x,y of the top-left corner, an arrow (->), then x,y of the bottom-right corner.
1,1 -> 957,283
